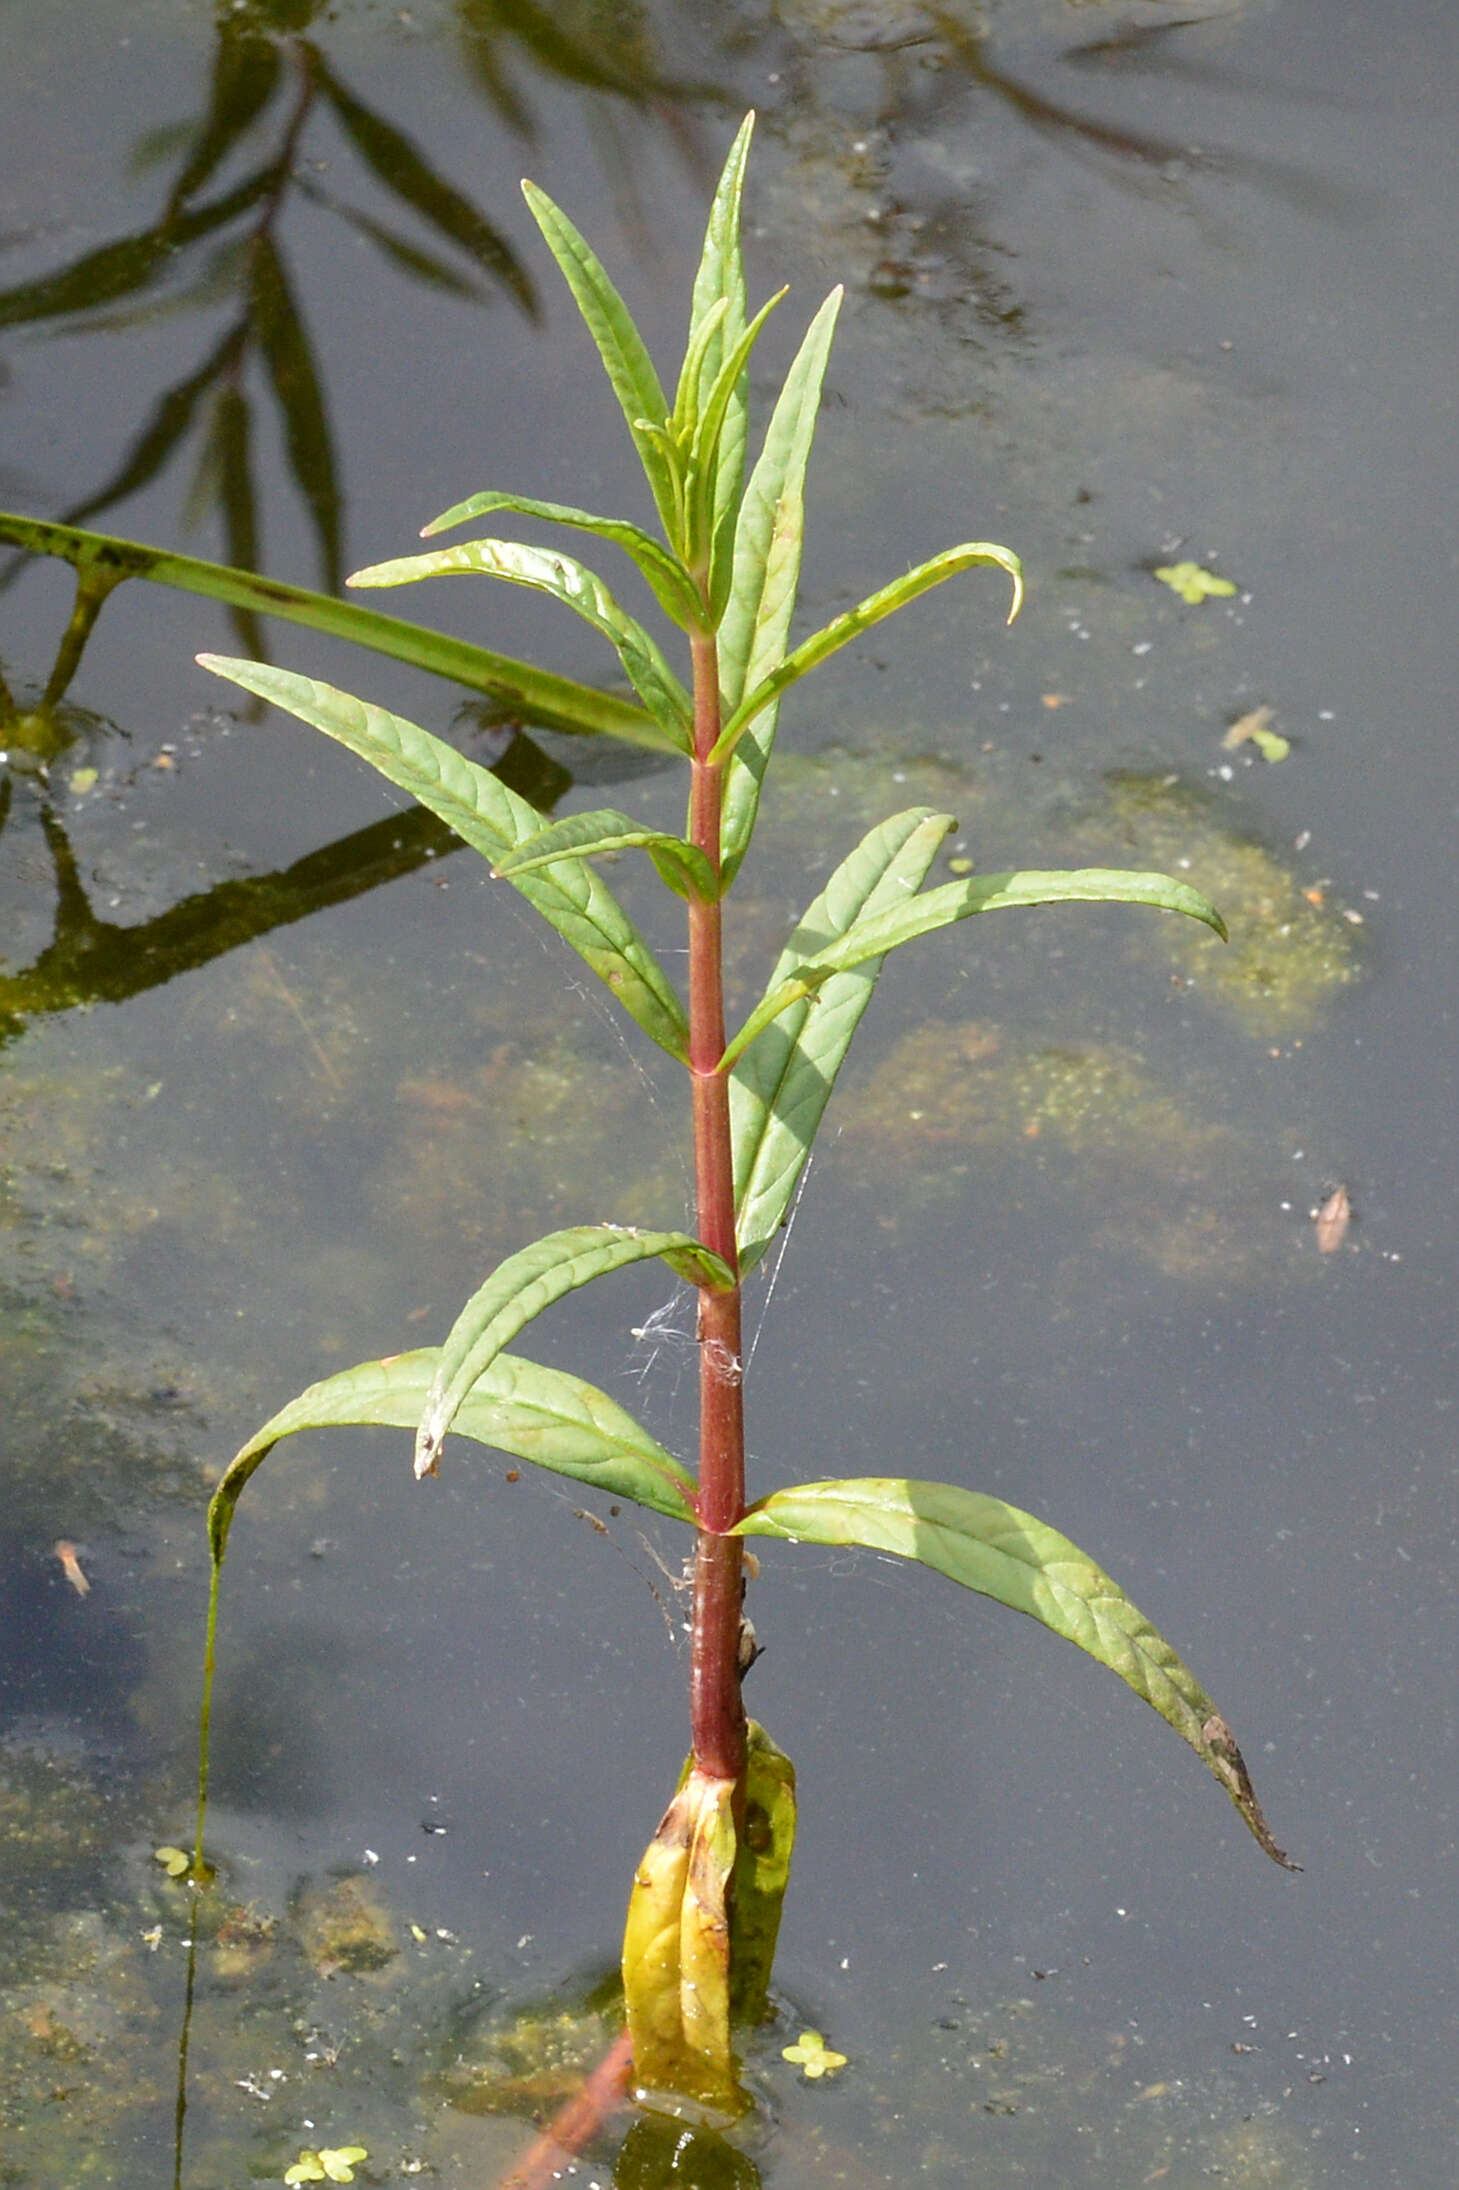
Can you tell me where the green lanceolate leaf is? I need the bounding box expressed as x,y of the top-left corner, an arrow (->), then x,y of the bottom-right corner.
495,808 -> 718,902
688,112 -> 754,605
0,509 -> 662,745
520,179 -> 677,539
730,808 -> 955,1273
718,288 -> 843,885
193,660 -> 691,1058
671,293 -> 729,443
212,1347 -> 697,1567
416,1224 -> 734,1479
729,865 -> 1228,1056
734,1478 -> 1294,1867
420,489 -> 704,632
688,112 -> 753,365
192,1346 -> 698,1886
687,287 -> 786,595
714,541 -> 1024,762
348,538 -> 694,749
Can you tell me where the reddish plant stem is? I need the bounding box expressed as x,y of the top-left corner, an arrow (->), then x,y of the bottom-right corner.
492,638 -> 750,2190
686,630 -> 748,1785
495,2026 -> 635,2190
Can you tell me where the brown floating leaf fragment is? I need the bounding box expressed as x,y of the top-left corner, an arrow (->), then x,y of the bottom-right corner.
1315,1184 -> 1351,1254
1200,1714 -> 1300,1870
1221,704 -> 1274,751
54,1541 -> 90,1596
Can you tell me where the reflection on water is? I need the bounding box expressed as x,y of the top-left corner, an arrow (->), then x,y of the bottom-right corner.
1,0 -> 1457,2182
0,708 -> 568,1045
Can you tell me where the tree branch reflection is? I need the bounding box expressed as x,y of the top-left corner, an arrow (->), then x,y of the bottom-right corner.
0,728 -> 570,1048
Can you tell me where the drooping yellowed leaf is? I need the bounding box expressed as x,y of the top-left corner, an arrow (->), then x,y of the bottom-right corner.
729,1723 -> 796,2024
621,1766 -> 741,2109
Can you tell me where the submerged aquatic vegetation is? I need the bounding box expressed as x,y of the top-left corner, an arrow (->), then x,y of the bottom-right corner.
182,112 -> 1290,2162
1080,773 -> 1361,1033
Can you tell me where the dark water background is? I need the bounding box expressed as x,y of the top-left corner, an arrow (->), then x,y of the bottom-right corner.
1,2 -> 1457,2183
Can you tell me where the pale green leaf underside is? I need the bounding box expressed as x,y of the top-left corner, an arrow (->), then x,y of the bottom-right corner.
713,540 -> 1024,762
496,807 -> 717,902
731,808 -> 954,1272
417,1224 -> 734,1479
734,1477 -> 1293,1866
195,658 -> 690,1060
521,179 -> 677,539
729,866 -> 1227,1061
348,538 -> 693,748
210,1345 -> 697,1566
420,488 -> 703,632
718,287 -> 843,886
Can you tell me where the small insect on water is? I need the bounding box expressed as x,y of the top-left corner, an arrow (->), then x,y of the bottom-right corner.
1314,1183 -> 1352,1254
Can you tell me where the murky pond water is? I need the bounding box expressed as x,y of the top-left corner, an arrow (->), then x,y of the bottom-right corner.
2,2 -> 1457,2183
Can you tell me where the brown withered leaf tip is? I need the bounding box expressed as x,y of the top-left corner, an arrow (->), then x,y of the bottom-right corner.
1201,1714 -> 1300,1870
1315,1184 -> 1352,1254
54,1541 -> 90,1596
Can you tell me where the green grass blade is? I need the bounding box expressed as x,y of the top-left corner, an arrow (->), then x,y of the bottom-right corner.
211,1346 -> 697,1565
730,809 -> 954,1272
718,288 -> 842,885
714,541 -> 1023,761
416,1225 -> 733,1477
194,659 -> 691,1058
735,1478 -> 1294,1867
349,538 -> 693,749
496,809 -> 717,901
0,508 -> 666,747
731,867 -> 1228,1050
520,179 -> 676,536
421,489 -> 703,631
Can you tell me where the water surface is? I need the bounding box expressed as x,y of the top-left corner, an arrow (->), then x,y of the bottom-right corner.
1,3 -> 1457,2183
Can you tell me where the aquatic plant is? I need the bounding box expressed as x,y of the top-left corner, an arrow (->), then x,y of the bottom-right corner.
193,112 -> 1289,2138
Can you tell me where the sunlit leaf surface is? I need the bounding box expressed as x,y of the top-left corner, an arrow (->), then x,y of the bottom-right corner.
416,1225 -> 732,1478
736,1477 -> 1293,1866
